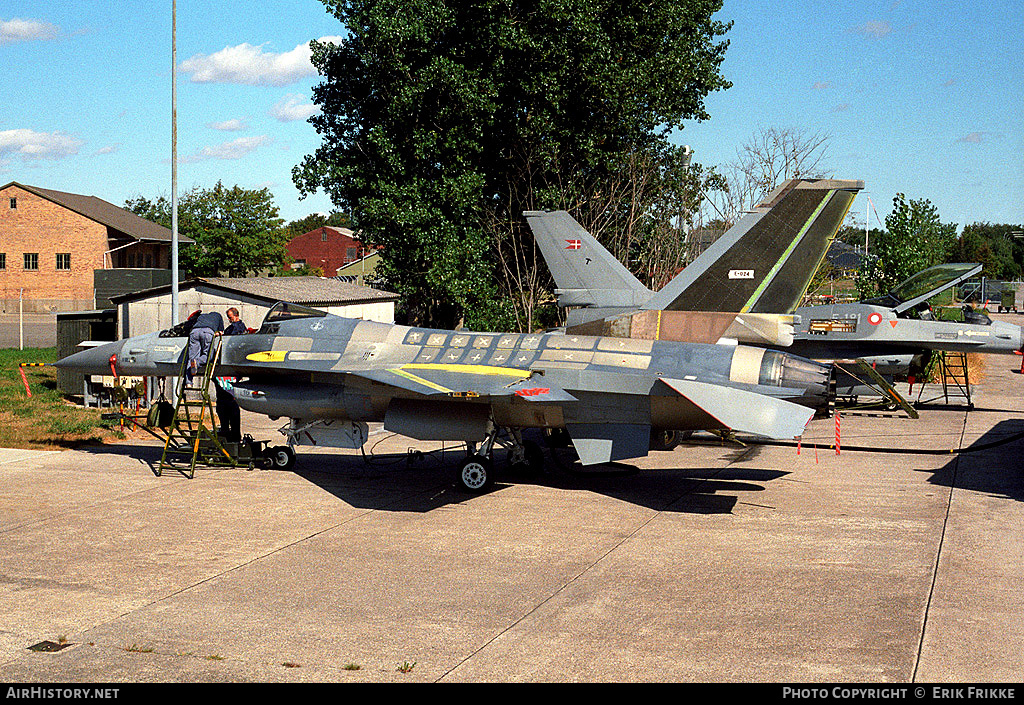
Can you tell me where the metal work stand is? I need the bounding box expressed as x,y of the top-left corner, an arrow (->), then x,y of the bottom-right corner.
915,351 -> 973,409
158,337 -> 235,478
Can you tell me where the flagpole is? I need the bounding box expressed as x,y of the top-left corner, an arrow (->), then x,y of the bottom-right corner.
171,0 -> 179,325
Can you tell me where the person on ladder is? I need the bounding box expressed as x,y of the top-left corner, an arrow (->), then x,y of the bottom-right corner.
186,310 -> 224,383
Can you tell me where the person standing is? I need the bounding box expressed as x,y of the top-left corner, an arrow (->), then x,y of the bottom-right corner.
215,308 -> 246,443
223,307 -> 247,336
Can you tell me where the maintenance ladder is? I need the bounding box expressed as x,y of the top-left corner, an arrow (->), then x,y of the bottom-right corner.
915,350 -> 973,409
157,335 -> 235,478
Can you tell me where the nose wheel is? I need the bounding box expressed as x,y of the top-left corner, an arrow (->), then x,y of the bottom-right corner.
262,445 -> 296,471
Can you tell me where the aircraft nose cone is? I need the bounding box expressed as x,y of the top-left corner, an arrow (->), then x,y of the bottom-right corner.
53,339 -> 127,376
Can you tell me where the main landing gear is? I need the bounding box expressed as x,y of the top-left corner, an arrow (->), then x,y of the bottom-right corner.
455,426 -> 544,493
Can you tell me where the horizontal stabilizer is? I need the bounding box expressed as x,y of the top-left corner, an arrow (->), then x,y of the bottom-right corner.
660,378 -> 814,439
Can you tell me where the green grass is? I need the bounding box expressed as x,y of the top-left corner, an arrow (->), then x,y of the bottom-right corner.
0,347 -> 121,449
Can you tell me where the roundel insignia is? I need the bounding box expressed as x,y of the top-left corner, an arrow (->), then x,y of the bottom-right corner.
867,312 -> 883,326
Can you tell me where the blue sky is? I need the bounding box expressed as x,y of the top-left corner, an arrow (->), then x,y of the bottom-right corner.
1,0 -> 1021,230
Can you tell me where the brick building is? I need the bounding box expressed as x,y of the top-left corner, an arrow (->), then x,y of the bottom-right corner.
0,182 -> 189,312
285,226 -> 372,277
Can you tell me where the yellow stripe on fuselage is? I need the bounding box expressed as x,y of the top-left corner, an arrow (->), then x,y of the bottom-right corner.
400,363 -> 532,378
389,368 -> 452,393
246,350 -> 288,362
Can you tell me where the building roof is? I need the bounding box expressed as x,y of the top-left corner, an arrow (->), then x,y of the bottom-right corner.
2,181 -> 193,244
334,250 -> 380,274
110,275 -> 398,307
826,240 -> 870,271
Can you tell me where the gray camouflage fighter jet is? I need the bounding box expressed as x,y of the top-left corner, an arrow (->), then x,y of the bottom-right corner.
56,301 -> 833,491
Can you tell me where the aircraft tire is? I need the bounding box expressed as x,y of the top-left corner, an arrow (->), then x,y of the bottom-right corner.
649,429 -> 680,451
510,440 -> 544,476
457,455 -> 493,493
542,427 -> 571,448
264,445 -> 296,471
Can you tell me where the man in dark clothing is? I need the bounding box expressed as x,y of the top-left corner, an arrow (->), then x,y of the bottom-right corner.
215,308 -> 246,443
224,307 -> 247,336
186,310 -> 224,382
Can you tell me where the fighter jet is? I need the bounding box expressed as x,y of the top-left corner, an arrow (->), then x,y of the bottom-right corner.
527,209 -> 1023,400
55,301 -> 833,491
787,262 -> 1023,388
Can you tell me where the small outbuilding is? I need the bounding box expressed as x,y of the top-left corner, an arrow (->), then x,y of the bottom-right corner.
111,276 -> 399,339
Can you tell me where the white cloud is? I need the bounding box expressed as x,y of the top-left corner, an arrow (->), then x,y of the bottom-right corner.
957,131 -> 1002,144
180,36 -> 344,86
270,94 -> 320,122
0,129 -> 82,164
180,135 -> 270,163
94,144 -> 119,155
207,119 -> 248,131
0,18 -> 59,45
812,81 -> 831,91
833,103 -> 850,112
851,21 -> 893,39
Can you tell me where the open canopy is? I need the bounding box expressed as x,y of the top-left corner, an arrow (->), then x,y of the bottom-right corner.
863,263 -> 982,313
261,301 -> 327,325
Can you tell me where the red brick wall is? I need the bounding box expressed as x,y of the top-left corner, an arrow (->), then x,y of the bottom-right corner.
286,227 -> 368,276
0,185 -> 107,309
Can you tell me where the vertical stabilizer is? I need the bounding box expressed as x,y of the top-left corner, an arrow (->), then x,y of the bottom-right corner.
525,210 -> 654,309
642,179 -> 863,314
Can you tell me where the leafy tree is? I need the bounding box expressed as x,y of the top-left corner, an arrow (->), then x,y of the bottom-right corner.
949,222 -> 1023,280
126,182 -> 287,277
294,0 -> 732,329
835,224 -> 885,251
856,193 -> 956,298
282,211 -> 354,240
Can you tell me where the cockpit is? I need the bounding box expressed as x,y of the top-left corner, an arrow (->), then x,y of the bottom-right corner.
863,263 -> 983,316
257,301 -> 328,334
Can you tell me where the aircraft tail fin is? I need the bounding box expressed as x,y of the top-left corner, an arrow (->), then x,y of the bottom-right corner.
643,179 -> 864,314
524,210 -> 654,309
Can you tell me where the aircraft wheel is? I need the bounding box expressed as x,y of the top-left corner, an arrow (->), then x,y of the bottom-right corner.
542,427 -> 571,448
457,455 -> 493,493
649,429 -> 680,451
510,440 -> 544,476
263,445 -> 296,471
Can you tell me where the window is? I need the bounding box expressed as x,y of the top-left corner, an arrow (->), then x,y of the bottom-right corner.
346,247 -> 357,260
23,253 -> 38,270
0,253 -> 6,269
9,198 -> 16,209
321,230 -> 328,242
56,253 -> 71,270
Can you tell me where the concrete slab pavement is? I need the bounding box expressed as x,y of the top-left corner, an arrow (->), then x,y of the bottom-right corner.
0,341 -> 1021,682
